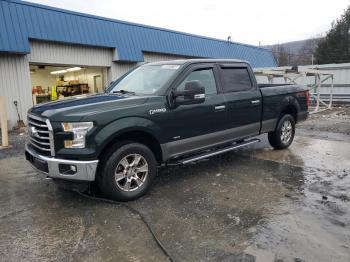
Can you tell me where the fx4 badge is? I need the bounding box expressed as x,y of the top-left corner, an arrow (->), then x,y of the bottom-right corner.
149,108 -> 166,115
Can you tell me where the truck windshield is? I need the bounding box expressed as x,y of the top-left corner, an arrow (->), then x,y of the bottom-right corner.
108,64 -> 180,95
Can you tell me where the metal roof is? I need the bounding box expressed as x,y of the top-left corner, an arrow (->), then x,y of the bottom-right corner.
0,0 -> 277,67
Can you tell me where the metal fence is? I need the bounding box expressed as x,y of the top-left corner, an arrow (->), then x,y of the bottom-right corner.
255,63 -> 350,103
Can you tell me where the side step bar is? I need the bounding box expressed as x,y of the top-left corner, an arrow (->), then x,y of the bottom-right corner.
178,138 -> 260,165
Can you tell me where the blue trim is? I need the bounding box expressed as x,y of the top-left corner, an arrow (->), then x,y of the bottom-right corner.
0,0 -> 277,67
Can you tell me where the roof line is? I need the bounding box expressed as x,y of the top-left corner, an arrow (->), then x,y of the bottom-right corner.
9,0 -> 270,52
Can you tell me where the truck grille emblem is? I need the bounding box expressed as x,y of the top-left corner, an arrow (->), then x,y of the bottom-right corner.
29,126 -> 39,138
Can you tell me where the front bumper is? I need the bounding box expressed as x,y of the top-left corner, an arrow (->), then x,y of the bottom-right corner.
25,143 -> 98,181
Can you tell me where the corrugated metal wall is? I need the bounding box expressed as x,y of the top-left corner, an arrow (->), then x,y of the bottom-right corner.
109,52 -> 191,81
0,41 -> 195,128
143,52 -> 193,63
0,0 -> 277,67
109,62 -> 136,82
0,54 -> 32,128
28,40 -> 113,67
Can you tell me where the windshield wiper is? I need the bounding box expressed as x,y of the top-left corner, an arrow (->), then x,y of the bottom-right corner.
112,89 -> 136,95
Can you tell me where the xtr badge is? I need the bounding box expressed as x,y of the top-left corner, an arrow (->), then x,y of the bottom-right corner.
149,108 -> 167,115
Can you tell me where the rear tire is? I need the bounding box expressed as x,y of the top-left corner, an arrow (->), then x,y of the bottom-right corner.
97,142 -> 157,201
268,114 -> 295,149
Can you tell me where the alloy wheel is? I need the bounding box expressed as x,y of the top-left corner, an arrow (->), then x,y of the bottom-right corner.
280,120 -> 293,144
115,154 -> 148,192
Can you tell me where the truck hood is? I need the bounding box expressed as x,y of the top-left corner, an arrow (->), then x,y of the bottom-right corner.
29,93 -> 149,121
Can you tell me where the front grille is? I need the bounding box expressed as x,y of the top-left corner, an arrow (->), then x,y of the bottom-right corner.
27,114 -> 54,156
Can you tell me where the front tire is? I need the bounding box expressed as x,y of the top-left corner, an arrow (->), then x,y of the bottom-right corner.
97,142 -> 157,201
268,114 -> 295,149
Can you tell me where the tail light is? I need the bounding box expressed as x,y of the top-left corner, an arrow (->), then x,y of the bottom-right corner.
305,90 -> 310,109
297,91 -> 310,109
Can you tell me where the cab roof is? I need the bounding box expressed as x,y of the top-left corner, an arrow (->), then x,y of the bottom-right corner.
147,59 -> 248,66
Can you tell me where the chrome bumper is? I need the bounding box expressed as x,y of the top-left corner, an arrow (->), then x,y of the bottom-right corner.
25,144 -> 98,181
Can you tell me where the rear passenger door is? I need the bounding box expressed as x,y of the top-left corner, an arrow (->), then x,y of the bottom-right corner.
218,64 -> 262,138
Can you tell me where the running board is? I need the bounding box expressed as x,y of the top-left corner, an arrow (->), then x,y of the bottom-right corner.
178,138 -> 260,165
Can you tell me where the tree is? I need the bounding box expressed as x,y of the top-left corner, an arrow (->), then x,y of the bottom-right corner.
272,44 -> 290,66
294,38 -> 321,65
314,6 -> 350,64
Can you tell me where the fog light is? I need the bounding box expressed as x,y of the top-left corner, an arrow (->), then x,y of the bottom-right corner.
59,164 -> 77,175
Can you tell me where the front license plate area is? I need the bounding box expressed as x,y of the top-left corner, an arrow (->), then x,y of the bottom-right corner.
26,151 -> 49,173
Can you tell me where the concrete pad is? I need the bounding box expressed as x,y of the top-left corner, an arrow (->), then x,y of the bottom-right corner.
0,136 -> 350,261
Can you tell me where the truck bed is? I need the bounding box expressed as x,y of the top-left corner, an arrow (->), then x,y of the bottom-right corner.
258,83 -> 293,88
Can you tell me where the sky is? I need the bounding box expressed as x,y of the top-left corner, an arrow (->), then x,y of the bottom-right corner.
26,0 -> 350,46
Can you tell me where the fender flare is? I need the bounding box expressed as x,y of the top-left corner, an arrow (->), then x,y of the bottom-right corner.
94,117 -> 162,156
277,95 -> 300,119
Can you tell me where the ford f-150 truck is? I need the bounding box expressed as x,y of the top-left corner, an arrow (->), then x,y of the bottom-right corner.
25,59 -> 309,201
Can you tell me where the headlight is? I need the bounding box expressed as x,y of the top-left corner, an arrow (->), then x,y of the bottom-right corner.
62,122 -> 93,148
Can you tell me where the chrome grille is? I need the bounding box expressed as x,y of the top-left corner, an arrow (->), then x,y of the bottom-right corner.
27,114 -> 55,156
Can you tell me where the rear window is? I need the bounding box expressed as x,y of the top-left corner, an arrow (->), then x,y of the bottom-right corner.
220,68 -> 252,93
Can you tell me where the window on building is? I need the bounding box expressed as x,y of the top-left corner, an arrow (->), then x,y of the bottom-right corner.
177,68 -> 217,95
220,67 -> 252,93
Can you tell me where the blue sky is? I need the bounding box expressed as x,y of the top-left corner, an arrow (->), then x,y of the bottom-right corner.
27,0 -> 350,45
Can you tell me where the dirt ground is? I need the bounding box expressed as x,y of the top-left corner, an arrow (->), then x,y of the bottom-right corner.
0,106 -> 349,262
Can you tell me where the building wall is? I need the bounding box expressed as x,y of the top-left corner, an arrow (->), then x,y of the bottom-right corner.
108,52 -> 191,82
109,62 -> 136,83
0,0 -> 277,67
143,52 -> 193,62
0,54 -> 32,128
28,40 -> 113,67
0,42 -> 196,129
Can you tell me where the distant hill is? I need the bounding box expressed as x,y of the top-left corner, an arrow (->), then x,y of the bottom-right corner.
263,39 -> 318,54
263,38 -> 321,66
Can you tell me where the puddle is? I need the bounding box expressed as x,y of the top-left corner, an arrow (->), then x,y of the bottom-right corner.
249,136 -> 350,172
244,166 -> 350,262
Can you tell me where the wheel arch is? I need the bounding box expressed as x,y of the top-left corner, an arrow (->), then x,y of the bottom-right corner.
97,127 -> 163,165
278,95 -> 300,123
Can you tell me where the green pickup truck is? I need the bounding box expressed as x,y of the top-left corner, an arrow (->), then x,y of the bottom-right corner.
25,59 -> 309,201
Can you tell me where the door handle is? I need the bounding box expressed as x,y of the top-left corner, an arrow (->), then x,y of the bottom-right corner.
214,105 -> 226,111
251,100 -> 260,104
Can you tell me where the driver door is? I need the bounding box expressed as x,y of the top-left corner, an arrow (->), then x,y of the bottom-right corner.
164,64 -> 227,158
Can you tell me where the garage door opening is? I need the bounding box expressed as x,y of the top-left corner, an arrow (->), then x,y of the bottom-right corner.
29,64 -> 108,104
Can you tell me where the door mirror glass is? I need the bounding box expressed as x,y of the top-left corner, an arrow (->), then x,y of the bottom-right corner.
173,80 -> 205,106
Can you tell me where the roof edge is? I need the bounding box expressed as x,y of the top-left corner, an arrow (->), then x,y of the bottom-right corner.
10,0 -> 271,53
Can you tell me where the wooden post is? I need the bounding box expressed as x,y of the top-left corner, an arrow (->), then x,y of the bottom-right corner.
315,74 -> 321,112
0,96 -> 9,148
329,75 -> 334,109
32,94 -> 37,105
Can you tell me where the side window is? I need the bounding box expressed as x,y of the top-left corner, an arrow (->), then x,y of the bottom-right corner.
220,67 -> 252,93
177,68 -> 217,95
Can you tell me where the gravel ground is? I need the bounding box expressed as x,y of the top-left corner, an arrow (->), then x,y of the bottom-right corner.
0,128 -> 27,159
297,105 -> 350,142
